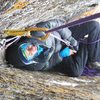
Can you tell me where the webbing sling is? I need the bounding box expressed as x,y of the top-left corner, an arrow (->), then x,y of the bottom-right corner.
45,12 -> 100,33
4,28 -> 50,41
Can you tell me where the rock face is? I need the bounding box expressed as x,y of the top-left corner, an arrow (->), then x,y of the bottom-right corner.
0,0 -> 100,32
0,0 -> 100,100
0,67 -> 100,100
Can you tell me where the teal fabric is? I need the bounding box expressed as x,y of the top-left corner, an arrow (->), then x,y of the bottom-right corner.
35,46 -> 44,57
20,43 -> 35,61
19,43 -> 43,64
59,47 -> 70,58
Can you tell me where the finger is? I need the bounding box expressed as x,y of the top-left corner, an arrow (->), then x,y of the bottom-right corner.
73,50 -> 77,53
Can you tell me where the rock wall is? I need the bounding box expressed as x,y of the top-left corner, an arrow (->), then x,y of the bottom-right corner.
0,0 -> 100,32
0,67 -> 100,100
0,0 -> 100,100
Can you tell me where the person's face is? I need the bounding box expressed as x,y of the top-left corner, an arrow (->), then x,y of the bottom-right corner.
25,45 -> 37,56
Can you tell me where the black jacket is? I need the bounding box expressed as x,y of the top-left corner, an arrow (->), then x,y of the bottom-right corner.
5,19 -> 78,71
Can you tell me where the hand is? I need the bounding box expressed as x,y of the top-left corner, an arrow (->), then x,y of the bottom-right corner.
59,47 -> 77,58
68,37 -> 79,51
70,49 -> 77,55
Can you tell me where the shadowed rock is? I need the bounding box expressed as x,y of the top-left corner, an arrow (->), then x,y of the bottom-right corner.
0,67 -> 100,100
0,0 -> 100,100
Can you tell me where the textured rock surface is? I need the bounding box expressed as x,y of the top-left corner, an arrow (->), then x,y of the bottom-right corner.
0,0 -> 100,32
0,0 -> 100,100
0,67 -> 100,100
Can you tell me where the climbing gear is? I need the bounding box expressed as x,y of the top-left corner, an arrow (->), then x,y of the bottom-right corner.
0,36 -> 21,50
4,28 -> 73,49
4,12 -> 100,49
45,12 -> 100,33
3,28 -> 51,49
4,28 -> 50,41
49,34 -> 72,48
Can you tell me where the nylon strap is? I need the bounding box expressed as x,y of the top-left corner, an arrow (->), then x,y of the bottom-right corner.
4,28 -> 50,41
45,12 -> 100,33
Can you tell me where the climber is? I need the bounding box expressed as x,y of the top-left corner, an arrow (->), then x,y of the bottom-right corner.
5,19 -> 100,77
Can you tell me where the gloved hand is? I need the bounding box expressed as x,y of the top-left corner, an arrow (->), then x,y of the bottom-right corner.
68,37 -> 79,51
59,47 -> 70,58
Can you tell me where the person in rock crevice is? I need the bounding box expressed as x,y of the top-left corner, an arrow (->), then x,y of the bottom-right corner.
5,19 -> 100,77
